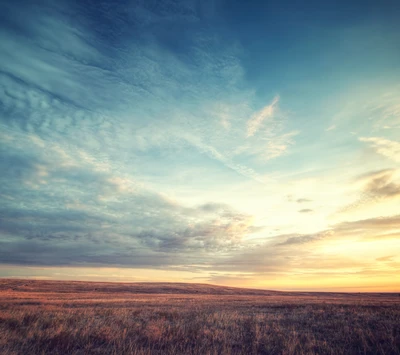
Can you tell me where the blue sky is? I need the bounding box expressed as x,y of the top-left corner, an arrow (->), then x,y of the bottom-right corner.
1,0 -> 400,290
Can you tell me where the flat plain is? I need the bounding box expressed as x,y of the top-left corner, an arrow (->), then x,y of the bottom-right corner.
0,279 -> 399,354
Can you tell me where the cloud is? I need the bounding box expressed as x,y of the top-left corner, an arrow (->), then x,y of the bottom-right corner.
234,127 -> 298,162
0,192 -> 258,266
2,0 -> 277,270
181,134 -> 267,183
330,84 -> 400,134
360,137 -> 400,162
205,213 -> 400,276
366,91 -> 400,130
296,198 -> 312,203
361,169 -> 400,198
276,230 -> 333,246
376,255 -> 395,262
262,130 -> 299,161
336,169 -> 400,213
0,140 -> 259,266
247,95 -> 279,137
334,214 -> 400,234
197,203 -> 228,213
135,211 -> 256,253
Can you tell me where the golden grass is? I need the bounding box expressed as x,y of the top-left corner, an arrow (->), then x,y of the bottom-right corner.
0,279 -> 399,354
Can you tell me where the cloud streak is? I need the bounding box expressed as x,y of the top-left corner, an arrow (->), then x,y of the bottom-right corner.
337,169 -> 400,214
247,95 -> 279,137
360,137 -> 400,162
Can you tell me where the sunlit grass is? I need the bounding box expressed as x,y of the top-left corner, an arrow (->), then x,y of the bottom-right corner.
1,279 -> 399,354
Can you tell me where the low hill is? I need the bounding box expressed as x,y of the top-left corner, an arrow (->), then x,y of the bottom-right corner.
0,278 -> 281,295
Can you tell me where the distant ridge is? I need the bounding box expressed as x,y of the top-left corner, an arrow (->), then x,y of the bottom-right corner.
0,279 -> 280,295
3,279 -> 395,296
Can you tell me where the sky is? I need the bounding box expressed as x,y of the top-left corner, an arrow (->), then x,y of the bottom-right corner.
0,0 -> 400,291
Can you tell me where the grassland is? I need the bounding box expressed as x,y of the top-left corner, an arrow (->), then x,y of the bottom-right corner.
0,279 -> 399,354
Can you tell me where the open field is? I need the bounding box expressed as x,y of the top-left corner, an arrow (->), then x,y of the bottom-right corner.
0,279 -> 399,354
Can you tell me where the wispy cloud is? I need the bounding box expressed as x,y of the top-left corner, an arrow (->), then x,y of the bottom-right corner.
333,214 -> 400,236
181,134 -> 267,184
276,230 -> 333,246
247,95 -> 279,137
263,130 -> 299,161
360,137 -> 400,162
298,208 -> 313,213
360,169 -> 400,199
208,213 -> 400,278
296,198 -> 312,203
336,169 -> 400,214
367,90 -> 400,130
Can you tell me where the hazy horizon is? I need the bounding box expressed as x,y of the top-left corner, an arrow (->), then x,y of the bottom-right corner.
1,0 -> 400,292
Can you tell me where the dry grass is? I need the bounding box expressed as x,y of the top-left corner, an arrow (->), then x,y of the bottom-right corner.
0,279 -> 399,354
